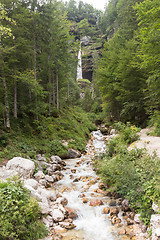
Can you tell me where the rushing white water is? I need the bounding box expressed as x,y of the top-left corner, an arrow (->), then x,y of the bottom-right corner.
76,44 -> 83,81
55,131 -> 119,240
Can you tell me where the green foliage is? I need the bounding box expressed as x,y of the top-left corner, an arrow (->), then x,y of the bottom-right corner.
0,179 -> 48,240
95,122 -> 160,225
149,111 -> 160,136
0,106 -> 96,161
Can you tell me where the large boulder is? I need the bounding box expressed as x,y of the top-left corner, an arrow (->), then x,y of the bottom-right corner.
68,149 -> 81,159
0,167 -> 17,180
6,157 -> 35,179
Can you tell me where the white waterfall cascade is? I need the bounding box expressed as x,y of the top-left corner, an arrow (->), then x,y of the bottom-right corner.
76,43 -> 83,81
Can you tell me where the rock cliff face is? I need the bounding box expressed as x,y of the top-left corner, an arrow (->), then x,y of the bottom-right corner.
81,36 -> 102,82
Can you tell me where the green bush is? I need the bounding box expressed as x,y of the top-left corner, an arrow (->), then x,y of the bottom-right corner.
95,122 -> 160,225
0,179 -> 48,240
149,110 -> 160,136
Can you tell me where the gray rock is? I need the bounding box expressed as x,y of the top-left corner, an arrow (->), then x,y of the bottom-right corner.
6,157 -> 35,179
36,154 -> 47,162
68,148 -> 81,158
50,156 -> 62,164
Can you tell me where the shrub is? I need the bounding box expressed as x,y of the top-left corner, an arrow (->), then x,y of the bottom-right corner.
0,179 -> 48,240
149,110 -> 160,136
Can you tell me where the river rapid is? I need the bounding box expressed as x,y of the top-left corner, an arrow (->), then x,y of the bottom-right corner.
54,131 -> 120,240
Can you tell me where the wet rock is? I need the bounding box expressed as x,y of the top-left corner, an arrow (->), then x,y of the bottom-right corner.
56,197 -> 68,206
117,198 -> 123,206
119,228 -> 126,235
125,226 -> 134,237
71,169 -> 76,173
89,198 -> 103,206
59,222 -> 76,230
108,199 -> 117,206
98,182 -> 106,189
102,207 -> 110,214
126,212 -> 135,220
111,216 -> 121,225
6,157 -> 35,179
83,197 -> 88,203
51,209 -> 65,222
65,207 -> 78,219
68,148 -> 81,158
121,199 -> 130,212
125,217 -> 134,225
110,207 -> 119,217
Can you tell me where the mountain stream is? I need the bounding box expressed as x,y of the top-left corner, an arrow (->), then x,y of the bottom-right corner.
54,131 -> 120,240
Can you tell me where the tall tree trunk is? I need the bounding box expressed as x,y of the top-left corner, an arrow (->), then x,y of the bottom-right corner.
53,78 -> 56,107
56,69 -> 59,109
48,55 -> 51,114
14,81 -> 17,119
2,77 -> 10,129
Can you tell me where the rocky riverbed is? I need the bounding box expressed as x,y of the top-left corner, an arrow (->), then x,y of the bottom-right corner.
0,130 -> 160,240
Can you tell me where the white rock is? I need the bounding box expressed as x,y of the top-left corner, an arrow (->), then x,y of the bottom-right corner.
155,228 -> 160,237
39,202 -> 51,215
42,216 -> 53,228
6,157 -> 35,179
134,214 -> 141,224
37,188 -> 56,202
34,171 -> 45,180
51,209 -> 64,222
152,202 -> 160,213
45,175 -> 54,183
24,179 -> 39,190
0,168 -> 17,180
150,214 -> 160,240
110,129 -> 116,135
25,185 -> 43,202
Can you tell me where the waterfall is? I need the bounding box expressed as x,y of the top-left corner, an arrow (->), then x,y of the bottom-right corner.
76,43 -> 83,81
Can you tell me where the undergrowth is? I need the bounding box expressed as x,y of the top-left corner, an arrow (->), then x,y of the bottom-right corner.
0,106 -> 96,163
0,178 -> 48,240
94,122 -> 160,225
